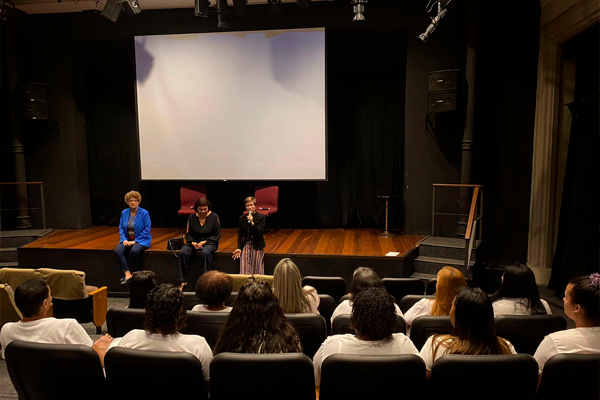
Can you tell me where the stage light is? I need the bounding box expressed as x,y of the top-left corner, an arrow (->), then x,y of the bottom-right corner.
297,0 -> 310,8
121,0 -> 141,15
352,0 -> 366,22
194,0 -> 210,17
233,0 -> 247,16
268,0 -> 283,14
419,0 -> 450,42
217,0 -> 228,29
101,0 -> 122,22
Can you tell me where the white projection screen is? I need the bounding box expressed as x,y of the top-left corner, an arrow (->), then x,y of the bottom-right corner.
134,28 -> 326,180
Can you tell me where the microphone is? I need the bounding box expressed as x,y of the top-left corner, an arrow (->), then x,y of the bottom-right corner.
247,210 -> 252,223
419,7 -> 448,42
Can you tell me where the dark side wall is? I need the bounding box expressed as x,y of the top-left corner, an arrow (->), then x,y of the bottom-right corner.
8,0 -> 541,264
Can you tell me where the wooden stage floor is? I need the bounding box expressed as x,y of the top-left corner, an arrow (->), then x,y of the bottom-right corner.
19,227 -> 426,294
24,227 -> 426,259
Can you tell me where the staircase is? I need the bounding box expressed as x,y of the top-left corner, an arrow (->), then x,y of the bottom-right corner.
0,229 -> 53,267
412,236 -> 480,279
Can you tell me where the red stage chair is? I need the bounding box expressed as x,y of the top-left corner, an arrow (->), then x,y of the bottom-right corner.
254,185 -> 279,227
178,185 -> 207,216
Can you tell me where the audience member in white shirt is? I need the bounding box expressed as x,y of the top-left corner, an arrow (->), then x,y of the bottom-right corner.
115,284 -> 213,390
191,270 -> 233,312
534,273 -> 600,375
0,278 -> 112,365
404,266 -> 467,333
419,287 -> 516,379
331,267 -> 403,327
314,287 -> 419,390
490,263 -> 552,316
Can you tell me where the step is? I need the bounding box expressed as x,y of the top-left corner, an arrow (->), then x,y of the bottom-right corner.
0,228 -> 53,248
0,248 -> 18,263
414,255 -> 473,276
419,236 -> 480,261
0,262 -> 19,268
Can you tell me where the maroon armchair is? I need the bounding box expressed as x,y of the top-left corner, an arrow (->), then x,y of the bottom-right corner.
178,185 -> 207,216
254,185 -> 278,227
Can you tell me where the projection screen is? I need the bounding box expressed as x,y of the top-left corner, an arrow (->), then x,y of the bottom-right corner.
134,28 -> 326,180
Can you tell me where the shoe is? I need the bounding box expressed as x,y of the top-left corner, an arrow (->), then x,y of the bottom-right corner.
119,277 -> 126,282
120,277 -> 132,285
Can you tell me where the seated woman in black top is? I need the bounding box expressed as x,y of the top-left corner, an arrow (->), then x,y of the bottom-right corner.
178,197 -> 221,290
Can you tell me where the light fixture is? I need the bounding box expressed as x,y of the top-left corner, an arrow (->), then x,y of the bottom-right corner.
121,0 -> 141,15
217,0 -> 228,29
101,0 -> 122,22
194,0 -> 210,17
419,0 -> 450,42
352,0 -> 366,22
268,0 -> 283,14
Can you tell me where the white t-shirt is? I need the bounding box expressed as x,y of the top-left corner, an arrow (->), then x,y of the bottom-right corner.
191,305 -> 232,313
492,298 -> 552,316
116,329 -> 213,380
419,335 -> 517,371
331,300 -> 404,327
313,333 -> 419,386
533,327 -> 600,374
0,318 -> 94,359
303,286 -> 320,314
404,298 -> 434,332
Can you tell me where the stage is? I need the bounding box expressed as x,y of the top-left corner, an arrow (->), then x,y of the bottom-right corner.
17,227 -> 426,295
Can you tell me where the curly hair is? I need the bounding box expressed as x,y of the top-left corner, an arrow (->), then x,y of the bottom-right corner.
144,284 -> 187,335
568,275 -> 600,324
431,267 -> 467,316
124,190 -> 141,203
213,281 -> 302,354
14,278 -> 50,318
350,287 -> 397,340
490,263 -> 547,315
433,287 -> 512,357
195,271 -> 233,306
129,270 -> 156,309
350,267 -> 383,299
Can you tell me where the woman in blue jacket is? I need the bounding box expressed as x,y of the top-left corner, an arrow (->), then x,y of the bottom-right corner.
115,190 -> 152,284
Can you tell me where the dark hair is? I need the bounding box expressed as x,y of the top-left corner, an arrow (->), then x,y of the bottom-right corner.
129,270 -> 156,309
350,267 -> 383,299
144,284 -> 187,335
434,287 -> 512,356
490,264 -> 547,315
213,281 -> 302,354
195,271 -> 233,306
14,279 -> 50,318
194,197 -> 211,211
569,275 -> 600,324
351,287 -> 397,340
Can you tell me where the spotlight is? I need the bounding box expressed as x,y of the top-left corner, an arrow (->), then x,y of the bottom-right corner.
121,0 -> 141,14
194,0 -> 210,17
101,0 -> 122,22
217,0 -> 228,29
268,0 -> 283,14
352,0 -> 366,22
419,0 -> 449,42
297,0 -> 310,8
233,0 -> 247,16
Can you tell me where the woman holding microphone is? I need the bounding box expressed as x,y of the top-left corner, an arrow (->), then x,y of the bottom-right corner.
232,196 -> 266,275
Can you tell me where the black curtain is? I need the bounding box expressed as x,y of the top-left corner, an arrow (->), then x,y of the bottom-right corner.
80,7 -> 407,229
548,25 -> 600,297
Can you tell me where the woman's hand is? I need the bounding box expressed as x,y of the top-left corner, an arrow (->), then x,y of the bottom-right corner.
123,240 -> 132,247
232,249 -> 242,260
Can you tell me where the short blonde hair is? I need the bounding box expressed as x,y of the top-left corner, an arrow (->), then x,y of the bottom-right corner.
124,190 -> 142,203
244,196 -> 257,206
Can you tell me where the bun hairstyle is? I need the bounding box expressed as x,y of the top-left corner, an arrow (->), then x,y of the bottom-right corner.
568,274 -> 600,324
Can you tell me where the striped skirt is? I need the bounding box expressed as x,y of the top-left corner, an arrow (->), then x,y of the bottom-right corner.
239,241 -> 264,275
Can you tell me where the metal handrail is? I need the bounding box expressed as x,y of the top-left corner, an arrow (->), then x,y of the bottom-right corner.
0,182 -> 46,228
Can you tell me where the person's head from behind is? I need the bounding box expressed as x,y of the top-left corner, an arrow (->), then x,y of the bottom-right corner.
214,280 -> 300,353
564,274 -> 600,326
129,270 -> 156,309
432,266 -> 467,316
445,286 -> 509,355
195,270 -> 233,307
351,287 -> 396,341
273,258 -> 310,313
14,279 -> 51,319
492,263 -> 546,314
144,284 -> 186,335
350,267 -> 383,299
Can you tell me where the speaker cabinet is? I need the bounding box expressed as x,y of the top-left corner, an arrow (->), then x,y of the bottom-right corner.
427,69 -> 461,113
428,70 -> 460,93
21,101 -> 49,120
427,92 -> 457,113
18,83 -> 50,119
